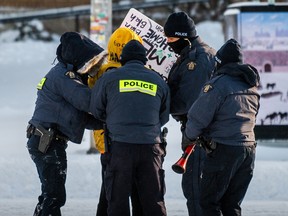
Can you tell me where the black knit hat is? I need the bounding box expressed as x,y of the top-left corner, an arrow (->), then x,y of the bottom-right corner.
164,12 -> 197,38
215,38 -> 243,68
120,40 -> 148,65
56,32 -> 105,72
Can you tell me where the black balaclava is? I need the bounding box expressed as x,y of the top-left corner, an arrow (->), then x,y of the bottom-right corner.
167,38 -> 190,55
164,12 -> 197,55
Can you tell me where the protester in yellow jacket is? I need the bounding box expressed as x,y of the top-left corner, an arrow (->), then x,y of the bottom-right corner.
88,27 -> 143,153
88,27 -> 144,216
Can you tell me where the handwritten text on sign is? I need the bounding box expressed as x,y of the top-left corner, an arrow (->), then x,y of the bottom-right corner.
120,8 -> 176,80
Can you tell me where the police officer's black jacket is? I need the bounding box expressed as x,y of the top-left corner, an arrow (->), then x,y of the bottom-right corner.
29,32 -> 106,143
186,63 -> 260,146
29,62 -> 101,143
168,37 -> 215,120
90,60 -> 170,144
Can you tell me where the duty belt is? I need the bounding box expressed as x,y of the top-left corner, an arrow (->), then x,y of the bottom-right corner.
26,124 -> 68,143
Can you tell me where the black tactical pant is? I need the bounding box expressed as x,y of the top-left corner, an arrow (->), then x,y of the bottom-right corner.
177,116 -> 206,216
200,143 -> 256,216
27,134 -> 67,216
105,142 -> 166,216
96,153 -> 143,216
182,144 -> 206,216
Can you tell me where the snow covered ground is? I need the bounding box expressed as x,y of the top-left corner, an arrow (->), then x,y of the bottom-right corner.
0,21 -> 288,215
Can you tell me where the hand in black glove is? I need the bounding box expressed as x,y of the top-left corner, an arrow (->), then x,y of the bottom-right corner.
160,127 -> 168,156
181,132 -> 195,151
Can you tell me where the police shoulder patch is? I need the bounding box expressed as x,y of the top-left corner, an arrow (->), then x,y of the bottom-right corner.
37,77 -> 46,90
187,61 -> 196,70
65,71 -> 76,79
203,84 -> 213,93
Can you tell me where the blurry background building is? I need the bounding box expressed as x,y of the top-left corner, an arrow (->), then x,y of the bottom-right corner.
1,0 -> 281,41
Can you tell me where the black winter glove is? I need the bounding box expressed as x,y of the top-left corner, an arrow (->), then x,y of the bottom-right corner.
181,132 -> 195,151
160,127 -> 168,156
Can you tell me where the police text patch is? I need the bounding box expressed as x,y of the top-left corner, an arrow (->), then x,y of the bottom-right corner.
119,80 -> 157,96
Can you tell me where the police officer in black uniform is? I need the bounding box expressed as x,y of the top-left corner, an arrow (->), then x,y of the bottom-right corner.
163,11 -> 216,216
26,32 -> 106,216
183,39 -> 260,216
90,40 -> 170,216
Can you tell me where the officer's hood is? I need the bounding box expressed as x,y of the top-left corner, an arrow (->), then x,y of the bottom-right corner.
56,32 -> 107,76
216,63 -> 260,87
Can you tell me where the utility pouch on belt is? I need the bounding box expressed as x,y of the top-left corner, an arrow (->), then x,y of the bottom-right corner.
197,136 -> 217,154
35,125 -> 54,153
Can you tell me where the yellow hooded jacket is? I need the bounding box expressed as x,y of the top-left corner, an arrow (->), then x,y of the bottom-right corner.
89,27 -> 143,153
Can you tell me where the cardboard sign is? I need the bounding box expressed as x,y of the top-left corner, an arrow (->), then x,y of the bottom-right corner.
120,8 -> 176,80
